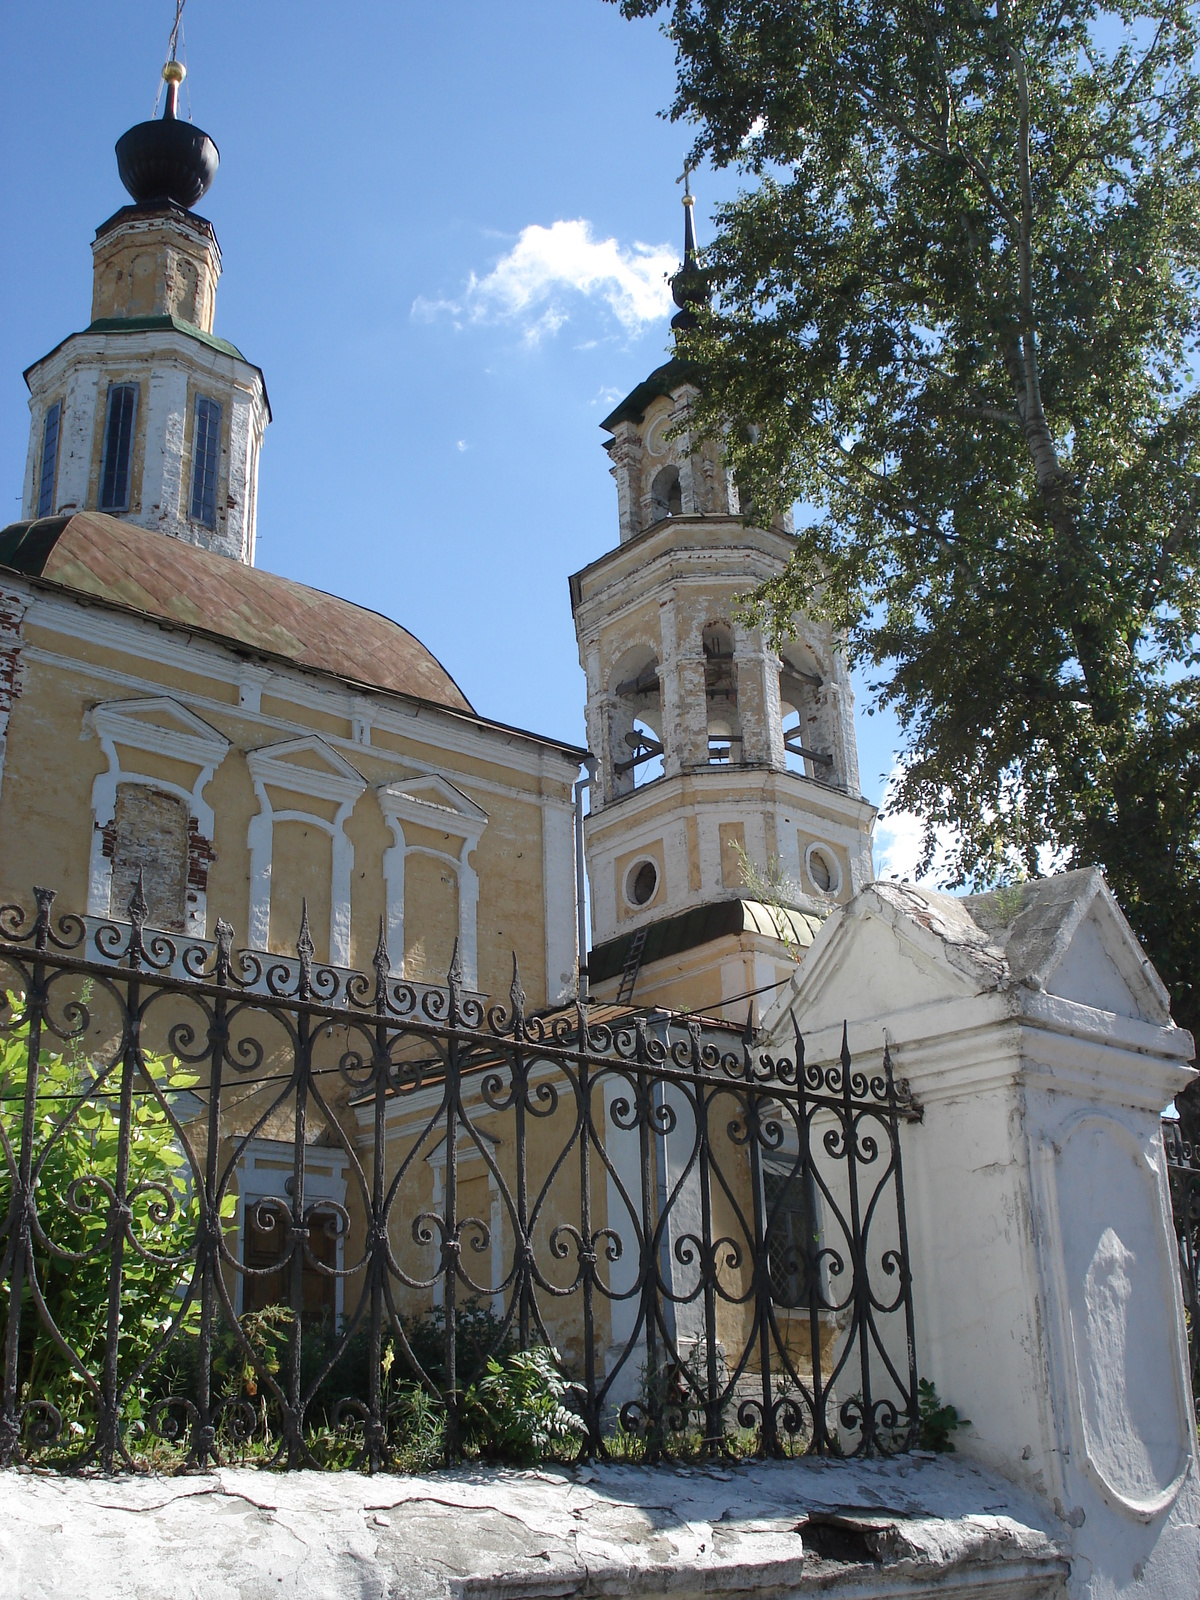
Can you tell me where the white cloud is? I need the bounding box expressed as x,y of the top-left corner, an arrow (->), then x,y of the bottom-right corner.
872,762 -> 1069,889
413,220 -> 677,341
872,765 -> 957,887
456,439 -> 468,452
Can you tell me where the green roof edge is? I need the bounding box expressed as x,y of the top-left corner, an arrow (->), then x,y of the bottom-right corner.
599,357 -> 698,432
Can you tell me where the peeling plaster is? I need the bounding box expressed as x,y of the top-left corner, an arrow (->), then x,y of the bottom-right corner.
0,1457 -> 1066,1600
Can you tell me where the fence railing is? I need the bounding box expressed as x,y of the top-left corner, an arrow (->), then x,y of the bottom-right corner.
0,879 -> 919,1472
1164,1117 -> 1200,1423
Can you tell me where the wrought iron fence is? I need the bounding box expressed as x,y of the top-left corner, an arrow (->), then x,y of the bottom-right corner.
1164,1117 -> 1200,1422
0,879 -> 919,1473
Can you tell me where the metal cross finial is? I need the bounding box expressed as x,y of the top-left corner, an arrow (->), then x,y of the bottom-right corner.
168,0 -> 187,63
676,160 -> 694,201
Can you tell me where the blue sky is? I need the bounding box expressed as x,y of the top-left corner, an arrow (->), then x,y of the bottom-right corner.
0,1 -> 914,874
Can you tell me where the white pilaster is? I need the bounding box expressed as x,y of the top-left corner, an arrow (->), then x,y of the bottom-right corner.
381,816 -> 406,976
143,365 -> 189,537
54,368 -> 100,515
541,796 -> 577,1005
225,389 -> 255,562
657,592 -> 684,779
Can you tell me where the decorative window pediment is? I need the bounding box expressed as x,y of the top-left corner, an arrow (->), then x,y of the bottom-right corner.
247,735 -> 367,806
91,695 -> 230,769
376,774 -> 488,840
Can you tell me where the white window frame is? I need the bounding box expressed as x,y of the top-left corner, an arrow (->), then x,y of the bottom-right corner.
376,776 -> 488,988
87,696 -> 229,937
246,736 -> 367,966
233,1138 -> 350,1324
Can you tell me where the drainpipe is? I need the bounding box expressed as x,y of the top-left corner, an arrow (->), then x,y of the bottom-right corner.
574,757 -> 596,999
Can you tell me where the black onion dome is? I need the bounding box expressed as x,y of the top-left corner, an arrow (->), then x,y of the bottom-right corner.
670,195 -> 707,333
115,64 -> 218,210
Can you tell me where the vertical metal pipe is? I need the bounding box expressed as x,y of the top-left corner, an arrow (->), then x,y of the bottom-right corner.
287,904 -> 314,1468
573,760 -> 595,999
746,1080 -> 776,1456
367,1008 -> 389,1472
797,1025 -> 827,1454
513,1038 -> 530,1352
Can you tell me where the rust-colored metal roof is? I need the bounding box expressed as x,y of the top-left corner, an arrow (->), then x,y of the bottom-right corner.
2,512 -> 473,712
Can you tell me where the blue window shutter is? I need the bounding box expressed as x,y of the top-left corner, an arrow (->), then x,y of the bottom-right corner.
190,396 -> 221,529
37,401 -> 61,518
99,384 -> 138,512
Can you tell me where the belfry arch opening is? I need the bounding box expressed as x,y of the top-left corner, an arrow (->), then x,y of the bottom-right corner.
650,464 -> 683,522
703,622 -> 742,765
779,641 -> 833,781
609,646 -> 663,797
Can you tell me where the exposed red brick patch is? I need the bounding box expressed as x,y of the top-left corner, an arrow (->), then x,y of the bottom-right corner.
188,815 -> 216,893
0,587 -> 30,781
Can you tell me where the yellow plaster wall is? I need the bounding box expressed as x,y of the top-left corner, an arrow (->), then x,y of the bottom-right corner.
0,657 -> 104,910
91,217 -> 219,331
344,792 -> 389,972
470,796 -> 548,1005
718,822 -> 747,889
269,819 -> 333,961
0,599 -> 573,1022
403,851 -> 458,982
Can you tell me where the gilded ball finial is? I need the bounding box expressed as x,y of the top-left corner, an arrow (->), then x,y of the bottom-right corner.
162,59 -> 186,84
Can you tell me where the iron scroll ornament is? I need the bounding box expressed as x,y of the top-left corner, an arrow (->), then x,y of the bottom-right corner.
0,877 -> 920,1471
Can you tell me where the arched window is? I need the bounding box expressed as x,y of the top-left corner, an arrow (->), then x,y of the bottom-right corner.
650,464 -> 683,522
609,647 -> 663,797
703,622 -> 742,764
779,642 -> 834,781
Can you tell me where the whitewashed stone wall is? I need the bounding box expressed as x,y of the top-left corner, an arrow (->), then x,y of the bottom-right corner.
762,870 -> 1200,1599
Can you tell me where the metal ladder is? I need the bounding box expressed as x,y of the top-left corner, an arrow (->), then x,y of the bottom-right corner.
616,926 -> 648,1005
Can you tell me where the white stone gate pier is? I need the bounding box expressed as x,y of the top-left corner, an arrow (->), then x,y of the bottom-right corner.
762,868 -> 1200,1600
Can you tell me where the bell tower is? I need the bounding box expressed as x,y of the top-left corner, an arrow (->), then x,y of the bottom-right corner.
20,58 -> 269,564
571,183 -> 875,1018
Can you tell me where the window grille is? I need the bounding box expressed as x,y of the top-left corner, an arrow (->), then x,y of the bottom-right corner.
37,401 -> 61,518
190,395 -> 221,529
99,383 -> 138,511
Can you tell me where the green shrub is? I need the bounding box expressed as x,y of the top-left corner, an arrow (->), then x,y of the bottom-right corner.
0,1010 -> 215,1446
917,1378 -> 970,1453
461,1345 -> 585,1464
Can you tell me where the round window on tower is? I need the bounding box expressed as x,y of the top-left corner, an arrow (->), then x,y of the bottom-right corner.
805,844 -> 841,896
625,858 -> 659,908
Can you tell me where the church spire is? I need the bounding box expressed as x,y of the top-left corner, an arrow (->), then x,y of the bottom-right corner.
670,164 -> 706,334
18,15 -> 268,561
